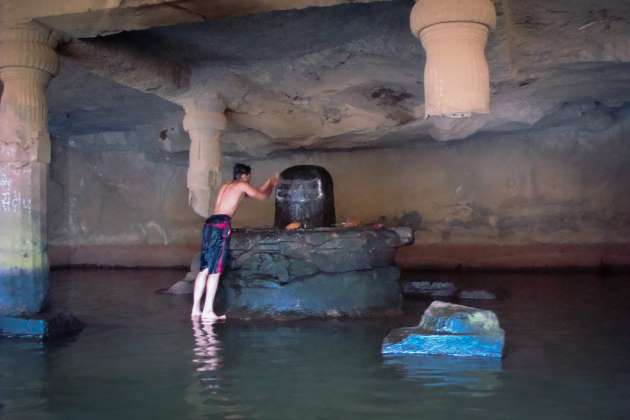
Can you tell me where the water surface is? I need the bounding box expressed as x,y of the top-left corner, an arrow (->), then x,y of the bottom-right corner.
1,269 -> 629,419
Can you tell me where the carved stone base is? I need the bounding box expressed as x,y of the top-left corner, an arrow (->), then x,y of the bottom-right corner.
170,227 -> 414,319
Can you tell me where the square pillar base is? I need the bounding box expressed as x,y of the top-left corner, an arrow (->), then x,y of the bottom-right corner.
0,313 -> 84,340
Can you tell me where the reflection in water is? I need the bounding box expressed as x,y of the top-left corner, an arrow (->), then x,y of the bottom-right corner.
187,320 -> 225,419
0,342 -> 53,420
384,354 -> 503,397
192,320 -> 223,376
189,320 -> 252,419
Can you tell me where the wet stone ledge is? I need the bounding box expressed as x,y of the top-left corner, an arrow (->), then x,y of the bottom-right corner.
0,313 -> 84,340
174,227 -> 414,319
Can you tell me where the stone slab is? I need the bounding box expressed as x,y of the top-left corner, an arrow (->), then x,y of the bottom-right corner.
382,301 -> 505,358
382,330 -> 504,358
0,313 -> 84,339
458,290 -> 497,300
402,281 -> 457,298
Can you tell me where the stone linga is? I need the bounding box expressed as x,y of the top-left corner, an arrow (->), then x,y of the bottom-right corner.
274,165 -> 335,229
382,301 -> 505,358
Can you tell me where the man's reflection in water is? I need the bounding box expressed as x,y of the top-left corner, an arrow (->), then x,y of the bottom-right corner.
188,320 -> 230,418
189,321 -> 252,419
192,320 -> 223,374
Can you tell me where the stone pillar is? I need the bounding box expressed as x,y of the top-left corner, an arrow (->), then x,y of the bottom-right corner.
0,22 -> 59,316
410,0 -> 496,118
181,95 -> 227,218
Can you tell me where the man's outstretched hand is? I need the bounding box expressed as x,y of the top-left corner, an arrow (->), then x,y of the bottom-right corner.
257,174 -> 279,197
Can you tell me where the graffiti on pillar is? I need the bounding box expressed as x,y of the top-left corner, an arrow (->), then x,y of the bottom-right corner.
0,171 -> 11,188
0,169 -> 32,214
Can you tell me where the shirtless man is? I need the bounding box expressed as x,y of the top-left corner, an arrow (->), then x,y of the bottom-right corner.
191,163 -> 278,320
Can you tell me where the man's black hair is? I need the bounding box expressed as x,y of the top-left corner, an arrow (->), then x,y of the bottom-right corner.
233,163 -> 252,180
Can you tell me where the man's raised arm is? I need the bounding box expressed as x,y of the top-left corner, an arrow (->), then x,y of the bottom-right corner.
242,175 -> 278,201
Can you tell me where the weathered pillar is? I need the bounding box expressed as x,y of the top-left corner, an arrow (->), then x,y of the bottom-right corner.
181,95 -> 227,218
0,22 -> 59,315
410,0 -> 496,118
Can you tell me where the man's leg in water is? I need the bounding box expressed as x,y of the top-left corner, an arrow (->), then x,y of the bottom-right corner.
191,268 -> 209,318
201,272 -> 226,320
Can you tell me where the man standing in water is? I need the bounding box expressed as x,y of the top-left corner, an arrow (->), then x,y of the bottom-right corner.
191,163 -> 278,320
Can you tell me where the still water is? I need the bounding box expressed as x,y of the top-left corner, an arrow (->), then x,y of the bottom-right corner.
1,269 -> 630,419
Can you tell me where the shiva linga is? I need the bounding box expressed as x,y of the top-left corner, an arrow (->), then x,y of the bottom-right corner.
274,165 -> 336,230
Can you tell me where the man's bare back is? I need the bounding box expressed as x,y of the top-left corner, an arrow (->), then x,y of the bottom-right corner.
213,176 -> 278,217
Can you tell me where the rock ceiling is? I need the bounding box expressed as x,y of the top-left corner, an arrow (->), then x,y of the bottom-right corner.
39,0 -> 630,158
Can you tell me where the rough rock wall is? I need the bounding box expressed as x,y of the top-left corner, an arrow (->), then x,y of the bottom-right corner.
48,134 -> 200,252
48,101 -> 630,268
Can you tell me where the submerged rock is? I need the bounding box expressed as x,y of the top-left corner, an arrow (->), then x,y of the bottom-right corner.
458,290 -> 497,300
178,253 -> 201,285
402,281 -> 458,298
0,313 -> 84,340
382,301 -> 505,358
166,280 -> 194,295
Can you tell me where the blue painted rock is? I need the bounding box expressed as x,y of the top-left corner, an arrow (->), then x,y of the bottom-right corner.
382,301 -> 504,358
0,313 -> 84,340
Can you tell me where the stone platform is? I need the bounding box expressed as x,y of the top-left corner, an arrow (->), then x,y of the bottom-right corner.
170,226 -> 413,319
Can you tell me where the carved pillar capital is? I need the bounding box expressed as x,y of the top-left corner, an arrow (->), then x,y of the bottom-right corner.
181,94 -> 227,132
0,21 -> 60,163
410,0 -> 496,118
180,95 -> 227,218
0,21 -> 60,74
